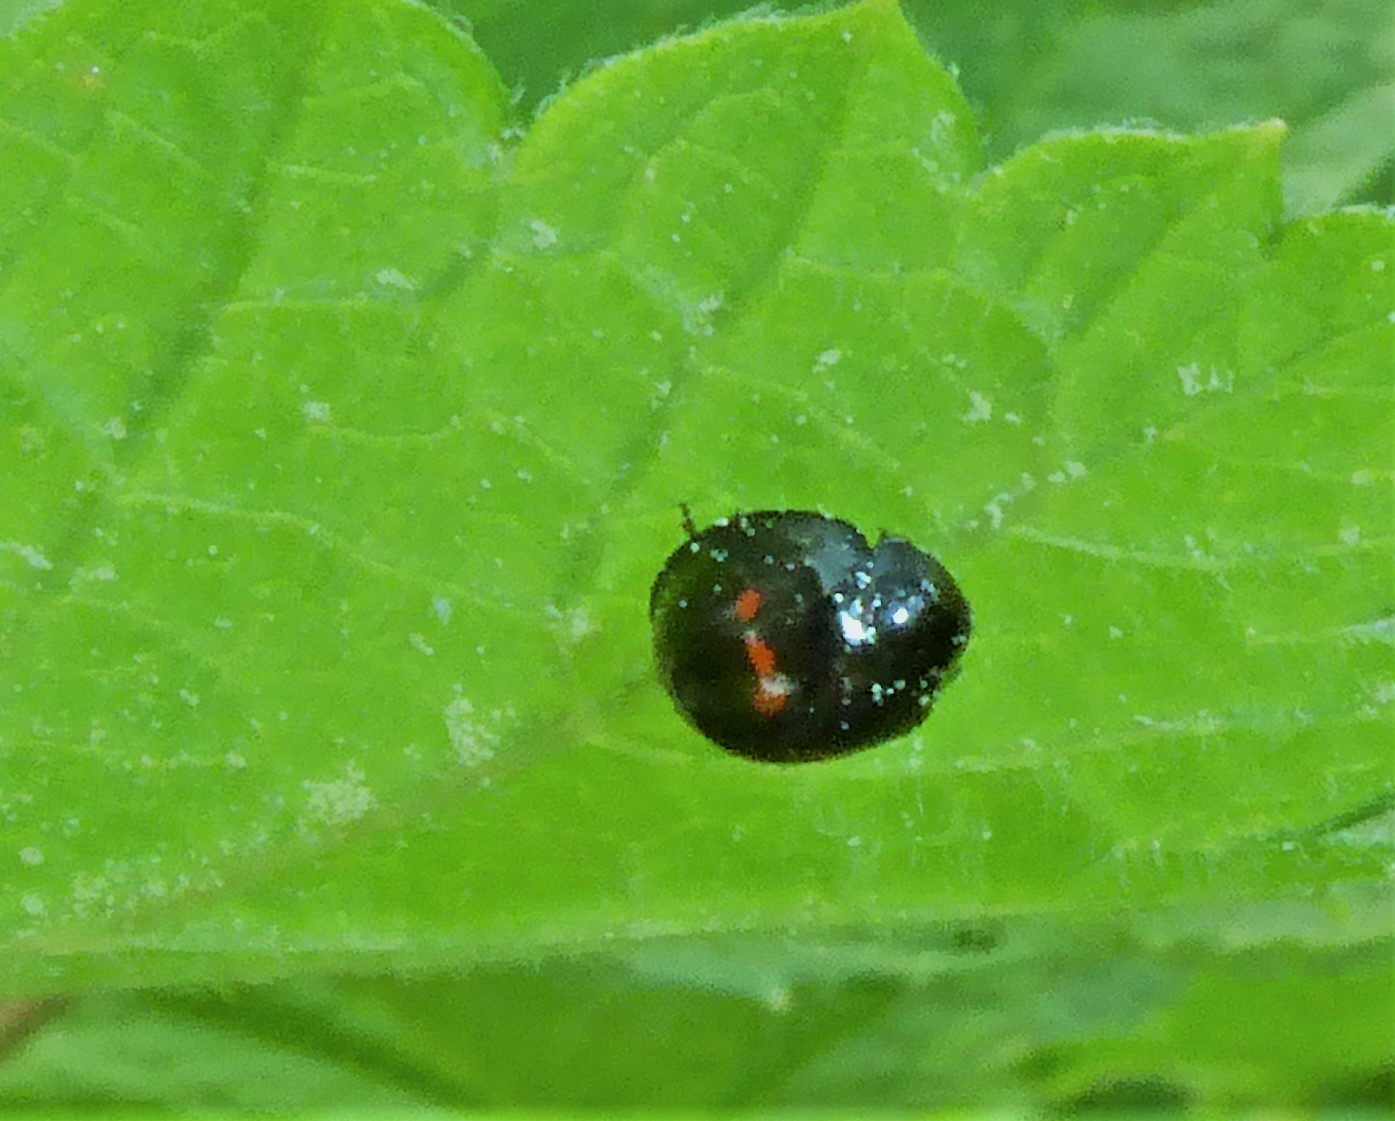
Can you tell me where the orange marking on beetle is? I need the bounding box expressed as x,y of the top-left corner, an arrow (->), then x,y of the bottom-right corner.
752,681 -> 789,717
743,633 -> 778,678
742,633 -> 790,718
733,587 -> 762,623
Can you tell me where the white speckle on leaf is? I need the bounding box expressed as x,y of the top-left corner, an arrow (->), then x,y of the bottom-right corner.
21,894 -> 45,917
528,218 -> 558,249
301,763 -> 376,827
408,632 -> 434,656
302,400 -> 331,423
432,596 -> 453,625
983,494 -> 1013,530
1047,461 -> 1087,484
444,693 -> 509,767
18,425 -> 44,454
1177,362 -> 1234,396
963,391 -> 992,423
1339,525 -> 1361,546
557,606 -> 595,645
1183,534 -> 1212,564
69,873 -> 111,920
19,847 -> 43,867
101,416 -> 127,439
815,348 -> 842,369
2,542 -> 52,570
683,293 -> 724,336
178,689 -> 199,708
1367,680 -> 1395,707
930,110 -> 958,140
1371,258 -> 1386,272
375,268 -> 415,290
71,563 -> 117,585
1109,626 -> 1125,639
1342,617 -> 1394,645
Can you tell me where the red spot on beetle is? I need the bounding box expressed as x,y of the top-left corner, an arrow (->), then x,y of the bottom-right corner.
743,635 -> 789,717
733,587 -> 762,623
743,633 -> 777,678
649,508 -> 972,762
752,676 -> 791,717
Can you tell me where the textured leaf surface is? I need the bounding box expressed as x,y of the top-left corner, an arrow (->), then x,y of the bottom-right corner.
451,0 -> 1395,215
0,0 -> 1390,1108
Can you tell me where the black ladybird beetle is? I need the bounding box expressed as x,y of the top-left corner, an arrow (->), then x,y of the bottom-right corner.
649,509 -> 971,763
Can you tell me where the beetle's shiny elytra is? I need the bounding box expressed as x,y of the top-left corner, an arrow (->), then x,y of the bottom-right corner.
649,509 -> 971,763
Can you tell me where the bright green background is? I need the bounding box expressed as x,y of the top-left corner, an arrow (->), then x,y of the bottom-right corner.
0,0 -> 1391,1112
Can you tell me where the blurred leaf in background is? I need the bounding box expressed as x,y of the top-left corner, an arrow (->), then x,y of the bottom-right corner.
447,0 -> 1395,215
0,0 -> 1391,1112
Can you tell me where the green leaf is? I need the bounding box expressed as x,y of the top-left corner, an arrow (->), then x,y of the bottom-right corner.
0,0 -> 1390,1107
903,0 -> 1395,215
453,0 -> 1395,215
